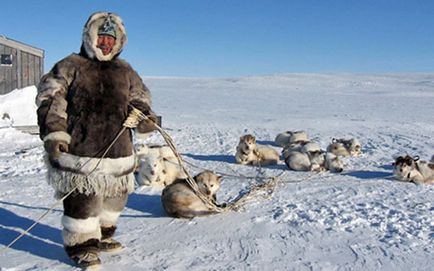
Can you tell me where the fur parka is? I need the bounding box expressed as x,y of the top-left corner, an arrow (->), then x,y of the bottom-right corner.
36,12 -> 151,197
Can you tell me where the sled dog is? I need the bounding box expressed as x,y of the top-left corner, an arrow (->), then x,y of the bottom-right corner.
393,155 -> 434,184
161,171 -> 222,218
275,130 -> 308,147
235,134 -> 279,166
285,151 -> 343,173
327,138 -> 362,157
136,144 -> 175,160
135,144 -> 185,187
324,153 -> 344,173
282,141 -> 320,160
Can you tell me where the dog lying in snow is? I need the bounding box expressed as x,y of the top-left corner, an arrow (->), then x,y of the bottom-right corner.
161,171 -> 222,218
135,144 -> 186,187
274,130 -> 308,147
235,134 -> 280,166
327,138 -> 362,157
282,141 -> 321,160
393,155 -> 434,184
285,150 -> 344,173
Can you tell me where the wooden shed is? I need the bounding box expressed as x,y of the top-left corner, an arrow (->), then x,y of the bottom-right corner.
0,36 -> 44,95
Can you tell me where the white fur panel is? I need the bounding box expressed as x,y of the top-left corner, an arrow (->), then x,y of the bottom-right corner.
82,12 -> 127,61
48,169 -> 135,198
62,215 -> 99,233
62,228 -> 102,246
56,152 -> 136,176
99,209 -> 121,225
43,131 -> 72,144
36,78 -> 67,106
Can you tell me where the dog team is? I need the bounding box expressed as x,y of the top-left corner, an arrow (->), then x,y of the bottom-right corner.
236,131 -> 350,173
135,130 -> 433,219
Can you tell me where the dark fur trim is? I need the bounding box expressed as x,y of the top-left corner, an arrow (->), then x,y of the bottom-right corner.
101,226 -> 117,240
65,238 -> 100,257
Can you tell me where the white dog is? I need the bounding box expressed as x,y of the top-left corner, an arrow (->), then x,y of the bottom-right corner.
393,155 -> 434,184
282,141 -> 321,160
135,144 -> 186,187
285,151 -> 344,173
327,138 -> 362,157
235,134 -> 280,166
274,130 -> 308,147
136,144 -> 175,160
324,153 -> 344,173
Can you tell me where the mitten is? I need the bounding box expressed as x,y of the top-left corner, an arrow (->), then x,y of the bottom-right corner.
44,140 -> 69,166
137,112 -> 159,133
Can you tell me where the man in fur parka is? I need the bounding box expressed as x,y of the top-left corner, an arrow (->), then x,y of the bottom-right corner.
36,12 -> 156,268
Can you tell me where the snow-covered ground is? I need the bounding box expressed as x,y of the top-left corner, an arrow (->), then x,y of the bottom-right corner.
0,73 -> 433,270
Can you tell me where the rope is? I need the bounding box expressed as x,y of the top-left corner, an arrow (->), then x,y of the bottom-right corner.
177,158 -> 274,181
130,109 -> 284,212
1,106 -> 285,253
0,186 -> 78,254
168,156 -> 283,211
1,108 -> 143,254
130,107 -> 225,212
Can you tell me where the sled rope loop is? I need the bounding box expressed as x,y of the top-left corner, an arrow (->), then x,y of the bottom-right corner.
1,109 -> 145,254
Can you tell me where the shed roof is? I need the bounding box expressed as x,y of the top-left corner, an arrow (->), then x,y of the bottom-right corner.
0,35 -> 44,57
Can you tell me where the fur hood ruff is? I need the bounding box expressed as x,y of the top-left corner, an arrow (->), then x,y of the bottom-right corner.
82,12 -> 127,61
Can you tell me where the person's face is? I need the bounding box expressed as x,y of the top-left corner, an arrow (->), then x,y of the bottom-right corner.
97,35 -> 116,55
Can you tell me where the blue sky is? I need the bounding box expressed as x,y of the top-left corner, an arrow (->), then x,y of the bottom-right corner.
1,0 -> 434,77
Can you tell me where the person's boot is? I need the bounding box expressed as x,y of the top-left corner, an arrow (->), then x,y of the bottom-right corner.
64,239 -> 101,269
99,225 -> 123,252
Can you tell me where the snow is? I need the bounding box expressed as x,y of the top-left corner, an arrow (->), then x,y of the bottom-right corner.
0,73 -> 433,270
0,86 -> 38,127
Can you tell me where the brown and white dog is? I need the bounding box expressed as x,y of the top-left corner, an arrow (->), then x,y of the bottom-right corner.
161,171 -> 222,218
393,155 -> 434,184
327,138 -> 362,157
235,134 -> 280,166
274,130 -> 308,147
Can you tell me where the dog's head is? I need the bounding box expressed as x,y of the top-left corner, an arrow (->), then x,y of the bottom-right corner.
346,138 -> 362,156
393,155 -> 419,180
325,153 -> 344,173
195,171 -> 222,197
238,134 -> 256,152
140,155 -> 164,183
327,141 -> 349,157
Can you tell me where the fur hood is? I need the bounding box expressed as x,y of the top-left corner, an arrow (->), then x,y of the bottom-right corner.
82,12 -> 127,61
